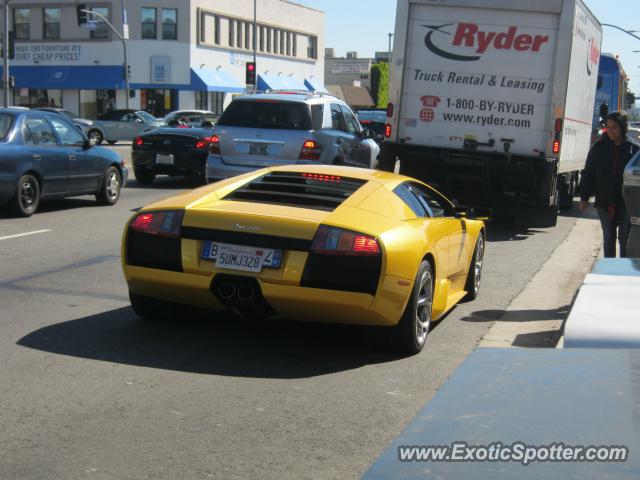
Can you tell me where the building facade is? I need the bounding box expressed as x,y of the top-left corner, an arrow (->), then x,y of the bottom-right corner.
0,0 -> 324,118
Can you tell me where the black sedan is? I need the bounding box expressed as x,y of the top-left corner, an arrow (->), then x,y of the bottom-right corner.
131,127 -> 215,185
0,108 -> 127,217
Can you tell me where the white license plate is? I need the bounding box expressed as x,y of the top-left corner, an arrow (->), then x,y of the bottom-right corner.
201,241 -> 282,272
249,143 -> 269,155
156,154 -> 174,165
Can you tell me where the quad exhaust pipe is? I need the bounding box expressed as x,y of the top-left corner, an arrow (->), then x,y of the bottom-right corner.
218,282 -> 236,300
212,277 -> 276,318
237,284 -> 255,302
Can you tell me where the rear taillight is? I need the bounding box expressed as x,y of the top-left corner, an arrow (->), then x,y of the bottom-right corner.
134,136 -> 144,146
129,210 -> 184,238
196,136 -> 213,149
552,117 -> 562,155
299,140 -> 322,161
311,225 -> 380,256
209,135 -> 221,155
386,103 -> 394,117
385,124 -> 392,138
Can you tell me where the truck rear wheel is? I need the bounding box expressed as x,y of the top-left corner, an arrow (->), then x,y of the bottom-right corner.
558,173 -> 576,211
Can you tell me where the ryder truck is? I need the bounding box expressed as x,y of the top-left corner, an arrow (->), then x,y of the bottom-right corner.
382,0 -> 602,227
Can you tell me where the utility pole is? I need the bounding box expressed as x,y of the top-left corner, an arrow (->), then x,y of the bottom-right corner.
388,33 -> 394,63
82,8 -> 130,109
3,1 -> 10,107
252,0 -> 257,90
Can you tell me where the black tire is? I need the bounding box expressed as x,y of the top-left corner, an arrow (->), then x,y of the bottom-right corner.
106,140 -> 117,145
87,129 -> 103,145
129,291 -> 197,321
134,169 -> 156,185
464,233 -> 485,301
10,174 -> 40,217
96,166 -> 121,205
390,260 -> 433,355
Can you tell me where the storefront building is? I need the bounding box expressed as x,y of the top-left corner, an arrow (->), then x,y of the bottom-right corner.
0,0 -> 324,119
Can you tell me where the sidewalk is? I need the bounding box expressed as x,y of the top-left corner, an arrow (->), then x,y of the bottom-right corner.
477,208 -> 602,348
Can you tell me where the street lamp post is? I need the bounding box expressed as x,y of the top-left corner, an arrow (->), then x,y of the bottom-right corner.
82,9 -> 130,109
601,24 -> 640,42
388,33 -> 394,63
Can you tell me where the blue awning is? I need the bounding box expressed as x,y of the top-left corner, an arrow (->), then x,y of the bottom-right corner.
9,65 -> 125,89
258,73 -> 307,92
304,77 -> 327,93
190,68 -> 245,93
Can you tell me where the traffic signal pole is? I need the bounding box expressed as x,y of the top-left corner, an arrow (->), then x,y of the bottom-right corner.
3,1 -> 10,107
81,8 -> 130,109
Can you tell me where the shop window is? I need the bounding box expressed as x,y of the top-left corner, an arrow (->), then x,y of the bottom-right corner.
90,7 -> 109,39
44,8 -> 61,39
162,9 -> 177,40
195,91 -> 207,111
141,7 -> 157,39
13,8 -> 30,40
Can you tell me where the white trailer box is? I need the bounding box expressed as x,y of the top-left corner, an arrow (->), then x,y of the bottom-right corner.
383,0 -> 602,227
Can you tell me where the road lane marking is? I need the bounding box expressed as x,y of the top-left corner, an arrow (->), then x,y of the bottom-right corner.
0,229 -> 52,241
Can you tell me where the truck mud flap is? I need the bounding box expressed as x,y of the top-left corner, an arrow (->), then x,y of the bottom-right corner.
513,205 -> 559,228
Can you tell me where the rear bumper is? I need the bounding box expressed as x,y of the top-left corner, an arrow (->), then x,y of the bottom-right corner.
132,151 -> 208,176
123,264 -> 411,327
384,142 -> 558,208
206,154 -> 275,181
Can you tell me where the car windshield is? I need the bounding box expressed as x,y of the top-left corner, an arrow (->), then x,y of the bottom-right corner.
166,112 -> 217,126
136,111 -> 157,122
356,111 -> 386,123
217,100 -> 311,130
0,113 -> 15,140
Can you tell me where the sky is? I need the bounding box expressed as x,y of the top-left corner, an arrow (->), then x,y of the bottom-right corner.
298,0 -> 640,98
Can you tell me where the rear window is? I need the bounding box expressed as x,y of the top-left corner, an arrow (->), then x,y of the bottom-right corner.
223,171 -> 366,211
217,100 -> 312,130
0,113 -> 15,140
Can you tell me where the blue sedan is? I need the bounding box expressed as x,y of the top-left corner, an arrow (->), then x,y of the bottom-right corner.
0,108 -> 128,217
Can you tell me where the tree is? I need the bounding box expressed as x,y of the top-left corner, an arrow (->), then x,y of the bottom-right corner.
370,62 -> 389,109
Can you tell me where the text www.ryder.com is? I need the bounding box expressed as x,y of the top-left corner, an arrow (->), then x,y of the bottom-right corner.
442,112 -> 531,128
397,442 -> 628,466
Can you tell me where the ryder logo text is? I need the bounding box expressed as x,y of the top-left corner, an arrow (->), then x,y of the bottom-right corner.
423,23 -> 550,61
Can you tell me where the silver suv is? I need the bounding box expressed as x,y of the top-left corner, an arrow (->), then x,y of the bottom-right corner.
206,91 -> 380,181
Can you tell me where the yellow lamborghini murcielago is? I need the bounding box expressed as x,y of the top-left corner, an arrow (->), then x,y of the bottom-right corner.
122,165 -> 485,354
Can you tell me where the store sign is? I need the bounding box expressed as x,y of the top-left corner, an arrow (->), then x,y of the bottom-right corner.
151,56 -> 171,83
330,62 -> 370,74
15,44 -> 82,62
230,52 -> 253,65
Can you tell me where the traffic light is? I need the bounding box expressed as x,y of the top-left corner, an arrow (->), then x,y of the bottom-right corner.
245,62 -> 256,85
1,32 -> 15,59
76,4 -> 88,26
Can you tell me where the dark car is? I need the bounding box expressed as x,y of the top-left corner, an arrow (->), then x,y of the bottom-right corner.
131,126 -> 215,184
0,108 -> 127,217
356,110 -> 386,144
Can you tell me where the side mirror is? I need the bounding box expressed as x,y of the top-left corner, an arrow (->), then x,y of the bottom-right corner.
83,137 -> 96,149
455,206 -> 492,221
599,102 -> 609,122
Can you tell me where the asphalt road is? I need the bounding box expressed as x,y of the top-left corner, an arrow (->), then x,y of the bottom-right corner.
0,157 -> 583,480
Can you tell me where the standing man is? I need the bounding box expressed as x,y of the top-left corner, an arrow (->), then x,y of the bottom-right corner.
580,112 -> 639,257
